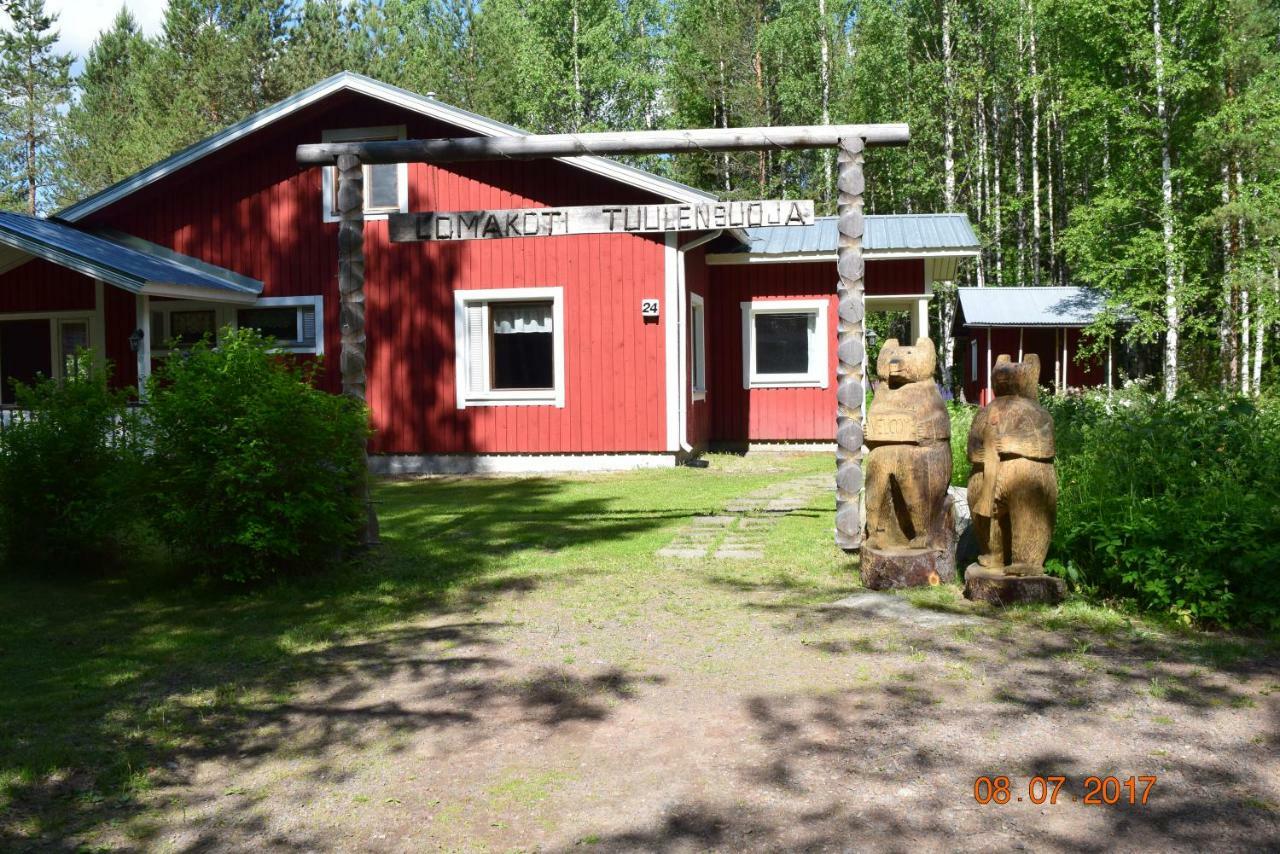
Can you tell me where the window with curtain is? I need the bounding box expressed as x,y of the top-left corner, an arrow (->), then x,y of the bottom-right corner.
455,288 -> 565,408
490,302 -> 554,389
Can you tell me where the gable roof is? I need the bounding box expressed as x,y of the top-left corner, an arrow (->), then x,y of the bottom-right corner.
957,286 -> 1107,328
0,212 -> 261,303
58,72 -> 717,223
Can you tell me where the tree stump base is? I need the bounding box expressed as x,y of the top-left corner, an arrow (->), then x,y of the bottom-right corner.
963,565 -> 1066,606
859,537 -> 957,590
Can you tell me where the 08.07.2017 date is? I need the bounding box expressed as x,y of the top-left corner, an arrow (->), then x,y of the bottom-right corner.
973,775 -> 1157,806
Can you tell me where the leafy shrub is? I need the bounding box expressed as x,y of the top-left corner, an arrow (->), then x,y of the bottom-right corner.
948,401 -> 976,486
0,357 -> 143,572
1047,387 -> 1280,630
145,328 -> 369,582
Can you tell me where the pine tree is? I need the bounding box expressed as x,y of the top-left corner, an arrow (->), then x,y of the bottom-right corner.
57,8 -> 153,203
0,0 -> 71,214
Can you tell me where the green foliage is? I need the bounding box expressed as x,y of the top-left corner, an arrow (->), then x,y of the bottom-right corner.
0,0 -> 73,213
0,357 -> 143,572
145,328 -> 369,583
1048,387 -> 1280,630
948,402 -> 976,486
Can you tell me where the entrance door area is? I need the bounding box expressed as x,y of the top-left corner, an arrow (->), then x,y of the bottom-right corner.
0,319 -> 52,404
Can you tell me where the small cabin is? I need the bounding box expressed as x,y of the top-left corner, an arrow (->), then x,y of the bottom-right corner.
956,286 -> 1116,404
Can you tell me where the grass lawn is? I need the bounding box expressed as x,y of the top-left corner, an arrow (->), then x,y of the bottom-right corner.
1,453 -> 1276,851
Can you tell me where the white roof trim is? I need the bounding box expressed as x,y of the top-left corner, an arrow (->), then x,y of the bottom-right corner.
59,72 -> 716,223
705,247 -> 980,266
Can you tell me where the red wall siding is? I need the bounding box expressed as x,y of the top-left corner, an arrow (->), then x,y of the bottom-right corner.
959,325 -> 1106,404
685,245 -> 711,448
77,93 -> 674,454
706,261 -> 837,442
866,259 -> 925,295
0,259 -> 96,312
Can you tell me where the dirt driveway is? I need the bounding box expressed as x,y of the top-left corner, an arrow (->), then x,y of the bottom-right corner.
17,456 -> 1280,852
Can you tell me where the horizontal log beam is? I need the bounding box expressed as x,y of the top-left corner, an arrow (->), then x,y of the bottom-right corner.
297,124 -> 910,165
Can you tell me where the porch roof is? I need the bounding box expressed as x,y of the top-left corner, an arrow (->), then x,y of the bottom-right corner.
957,286 -> 1107,328
0,212 -> 262,303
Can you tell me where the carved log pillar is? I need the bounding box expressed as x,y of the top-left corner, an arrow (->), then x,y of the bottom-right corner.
834,137 -> 867,551
336,154 -> 380,545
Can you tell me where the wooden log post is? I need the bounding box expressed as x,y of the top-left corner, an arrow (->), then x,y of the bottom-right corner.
336,153 -> 380,545
834,137 -> 867,551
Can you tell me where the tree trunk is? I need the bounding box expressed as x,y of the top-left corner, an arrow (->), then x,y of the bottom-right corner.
993,102 -> 1004,286
1153,0 -> 1179,400
571,0 -> 583,131
976,95 -> 988,288
1028,0 -> 1042,286
942,0 -> 956,211
1220,161 -> 1238,388
1238,165 -> 1250,394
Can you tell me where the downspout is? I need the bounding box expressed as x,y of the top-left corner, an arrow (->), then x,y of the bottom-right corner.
676,229 -> 724,455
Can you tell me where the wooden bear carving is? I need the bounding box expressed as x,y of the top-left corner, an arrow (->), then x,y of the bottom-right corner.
864,337 -> 952,551
967,354 -> 1057,576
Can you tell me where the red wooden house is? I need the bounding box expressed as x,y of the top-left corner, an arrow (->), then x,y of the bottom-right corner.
0,73 -> 979,472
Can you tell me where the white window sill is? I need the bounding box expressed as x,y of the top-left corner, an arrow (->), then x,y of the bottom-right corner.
747,376 -> 826,389
461,394 -> 562,408
322,210 -> 400,224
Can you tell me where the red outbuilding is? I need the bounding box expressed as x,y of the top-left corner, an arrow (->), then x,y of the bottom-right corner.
955,286 -> 1117,404
0,73 -> 981,471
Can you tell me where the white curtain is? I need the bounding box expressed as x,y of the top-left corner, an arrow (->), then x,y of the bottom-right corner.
492,303 -> 553,334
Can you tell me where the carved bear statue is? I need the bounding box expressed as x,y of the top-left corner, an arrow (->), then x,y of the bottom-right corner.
967,354 -> 1057,576
864,337 -> 952,551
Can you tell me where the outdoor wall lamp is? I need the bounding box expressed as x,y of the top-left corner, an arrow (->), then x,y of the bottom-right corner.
129,328 -> 145,352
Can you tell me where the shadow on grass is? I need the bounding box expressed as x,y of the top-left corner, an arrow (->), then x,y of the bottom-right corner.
0,475 -> 678,849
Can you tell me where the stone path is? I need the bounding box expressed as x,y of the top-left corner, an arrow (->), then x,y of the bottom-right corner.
657,473 -> 832,560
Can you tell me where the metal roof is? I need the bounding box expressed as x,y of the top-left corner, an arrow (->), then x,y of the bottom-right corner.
0,212 -> 262,302
58,72 -> 716,222
957,286 -> 1107,327
710,213 -> 980,258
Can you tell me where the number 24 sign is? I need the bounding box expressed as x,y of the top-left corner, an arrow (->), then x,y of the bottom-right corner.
641,299 -> 660,317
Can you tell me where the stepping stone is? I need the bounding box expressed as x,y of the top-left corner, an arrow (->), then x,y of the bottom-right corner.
657,547 -> 708,559
824,592 -> 980,627
713,548 -> 764,560
692,515 -> 737,527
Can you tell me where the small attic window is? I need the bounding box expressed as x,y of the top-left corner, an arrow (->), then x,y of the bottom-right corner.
321,125 -> 408,222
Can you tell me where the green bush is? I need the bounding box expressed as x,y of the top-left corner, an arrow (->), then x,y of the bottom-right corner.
1047,387 -> 1280,630
948,401 -> 976,486
0,357 -> 143,572
145,328 -> 369,582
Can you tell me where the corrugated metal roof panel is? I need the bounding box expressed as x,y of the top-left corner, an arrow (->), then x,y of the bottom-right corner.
0,212 -> 262,299
957,287 -> 1106,327
730,213 -> 979,256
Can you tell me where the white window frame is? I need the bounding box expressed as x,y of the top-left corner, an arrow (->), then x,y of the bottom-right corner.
970,339 -> 978,382
150,295 -> 324,356
321,125 -> 410,223
0,311 -> 96,398
690,292 -> 707,400
454,287 -> 565,409
741,298 -> 829,389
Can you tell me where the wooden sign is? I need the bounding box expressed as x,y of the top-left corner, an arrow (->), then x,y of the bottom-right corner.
389,200 -> 814,243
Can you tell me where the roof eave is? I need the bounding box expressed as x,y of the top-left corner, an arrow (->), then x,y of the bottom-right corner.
58,72 -> 716,223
